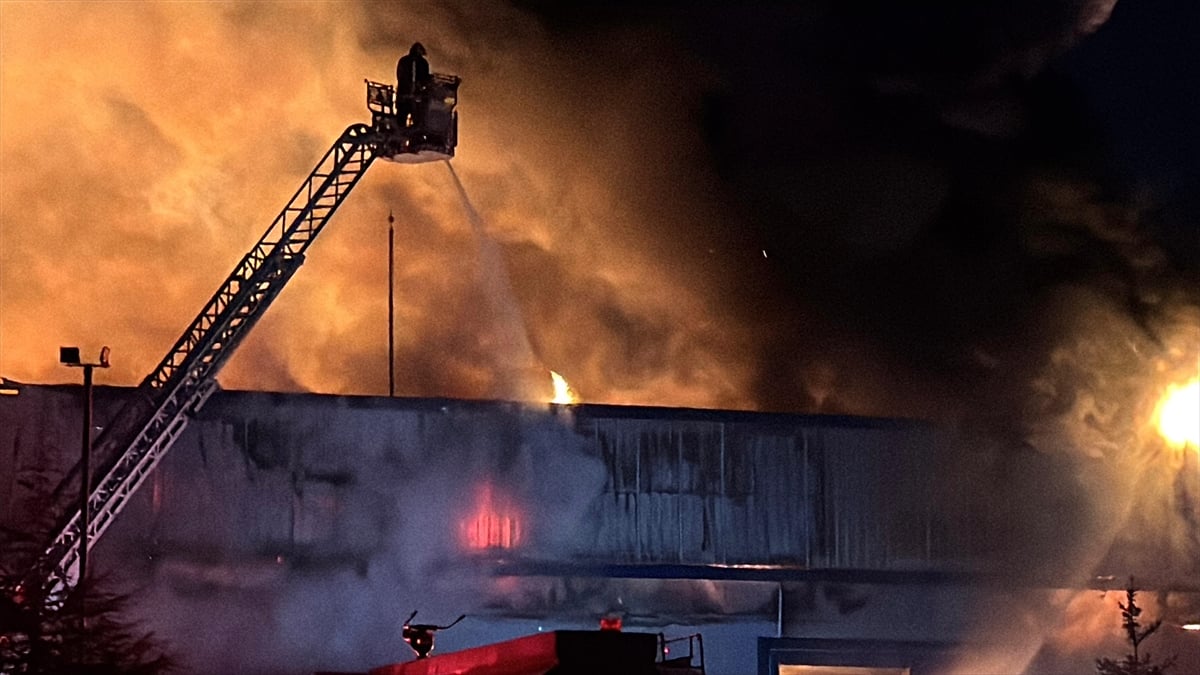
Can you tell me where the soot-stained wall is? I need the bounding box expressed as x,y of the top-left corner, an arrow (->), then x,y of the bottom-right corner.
2,383 -> 1197,674
4,383 -> 1194,588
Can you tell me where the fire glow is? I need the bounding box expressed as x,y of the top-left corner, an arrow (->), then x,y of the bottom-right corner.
460,482 -> 522,550
0,3 -> 760,411
1155,377 -> 1199,450
550,370 -> 578,405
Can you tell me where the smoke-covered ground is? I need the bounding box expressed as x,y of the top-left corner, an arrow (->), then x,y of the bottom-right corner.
2,0 -> 1198,672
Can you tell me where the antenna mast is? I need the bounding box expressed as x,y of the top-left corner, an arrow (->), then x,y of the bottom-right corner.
388,210 -> 396,397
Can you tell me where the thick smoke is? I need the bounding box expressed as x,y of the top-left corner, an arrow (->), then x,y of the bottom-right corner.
33,389 -> 614,672
4,1 -> 1190,419
0,0 -> 755,408
2,0 -> 1198,671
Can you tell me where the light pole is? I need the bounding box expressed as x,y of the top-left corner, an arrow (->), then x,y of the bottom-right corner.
59,345 -> 110,603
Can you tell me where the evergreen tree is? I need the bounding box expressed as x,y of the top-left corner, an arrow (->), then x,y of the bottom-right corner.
1,574 -> 175,674
1095,577 -> 1176,675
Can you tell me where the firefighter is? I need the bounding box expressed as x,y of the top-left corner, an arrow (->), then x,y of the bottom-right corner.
396,42 -> 430,125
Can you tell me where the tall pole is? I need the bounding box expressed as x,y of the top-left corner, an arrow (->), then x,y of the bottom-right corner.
78,364 -> 93,605
388,210 -> 396,397
60,345 -> 107,642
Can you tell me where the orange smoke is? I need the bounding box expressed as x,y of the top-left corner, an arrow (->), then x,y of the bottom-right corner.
0,1 -> 757,410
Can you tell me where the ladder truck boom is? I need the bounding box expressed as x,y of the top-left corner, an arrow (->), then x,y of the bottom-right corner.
20,74 -> 460,604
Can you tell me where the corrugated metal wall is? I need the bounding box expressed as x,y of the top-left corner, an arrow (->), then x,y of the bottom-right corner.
8,385 -> 1191,586
576,415 -> 947,569
1,387 -> 955,574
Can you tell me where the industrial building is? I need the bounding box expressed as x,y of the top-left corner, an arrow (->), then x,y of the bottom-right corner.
3,381 -> 1197,673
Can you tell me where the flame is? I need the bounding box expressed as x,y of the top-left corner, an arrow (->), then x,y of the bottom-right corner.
1155,377 -> 1199,450
550,370 -> 578,404
460,482 -> 522,550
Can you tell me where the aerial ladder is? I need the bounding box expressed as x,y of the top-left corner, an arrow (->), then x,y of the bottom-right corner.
16,71 -> 462,606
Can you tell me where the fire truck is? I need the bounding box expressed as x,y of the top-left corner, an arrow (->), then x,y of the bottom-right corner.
318,627 -> 706,675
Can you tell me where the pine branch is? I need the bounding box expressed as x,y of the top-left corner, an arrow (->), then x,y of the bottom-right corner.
1095,577 -> 1176,675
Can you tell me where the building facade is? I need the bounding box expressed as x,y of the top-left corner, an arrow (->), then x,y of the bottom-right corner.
1,382 -> 1196,673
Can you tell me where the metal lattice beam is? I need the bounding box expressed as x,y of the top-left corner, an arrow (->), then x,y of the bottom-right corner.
25,124 -> 378,601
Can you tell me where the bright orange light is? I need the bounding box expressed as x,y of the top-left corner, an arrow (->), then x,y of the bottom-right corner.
550,370 -> 578,404
1155,378 -> 1199,450
460,482 -> 522,550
